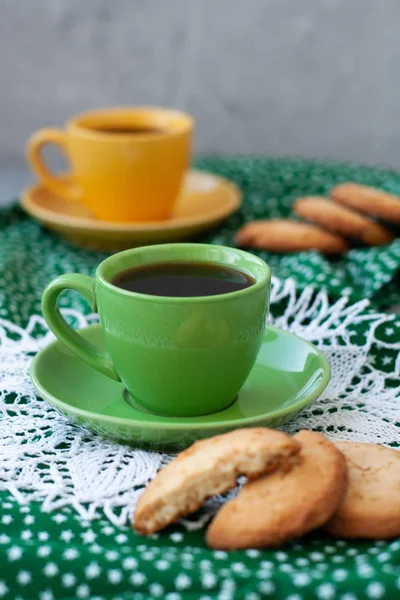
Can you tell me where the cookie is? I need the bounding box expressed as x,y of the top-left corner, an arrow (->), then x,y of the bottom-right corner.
293,196 -> 394,246
206,430 -> 347,549
235,219 -> 348,254
325,442 -> 400,539
331,183 -> 400,224
133,428 -> 300,535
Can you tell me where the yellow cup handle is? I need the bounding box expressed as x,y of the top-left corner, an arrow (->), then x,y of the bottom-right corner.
27,128 -> 81,201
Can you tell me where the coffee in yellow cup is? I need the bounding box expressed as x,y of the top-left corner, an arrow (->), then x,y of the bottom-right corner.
27,107 -> 193,222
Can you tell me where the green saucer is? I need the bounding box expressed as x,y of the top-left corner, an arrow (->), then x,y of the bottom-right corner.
30,324 -> 330,450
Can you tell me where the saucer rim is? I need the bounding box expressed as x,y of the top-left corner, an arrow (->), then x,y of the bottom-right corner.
30,324 -> 331,431
21,170 -> 242,232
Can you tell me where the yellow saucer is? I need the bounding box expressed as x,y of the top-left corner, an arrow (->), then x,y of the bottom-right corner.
21,170 -> 241,251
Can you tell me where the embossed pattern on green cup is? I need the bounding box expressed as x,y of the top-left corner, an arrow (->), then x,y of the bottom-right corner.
41,244 -> 270,417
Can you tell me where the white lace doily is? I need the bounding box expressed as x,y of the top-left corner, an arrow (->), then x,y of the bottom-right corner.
0,277 -> 399,526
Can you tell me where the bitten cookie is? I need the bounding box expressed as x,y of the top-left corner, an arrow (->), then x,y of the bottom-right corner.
325,442 -> 400,539
330,183 -> 400,224
133,428 -> 300,535
206,430 -> 347,549
235,219 -> 348,254
293,196 -> 394,246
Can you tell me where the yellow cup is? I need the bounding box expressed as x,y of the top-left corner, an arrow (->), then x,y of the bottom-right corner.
27,107 -> 193,222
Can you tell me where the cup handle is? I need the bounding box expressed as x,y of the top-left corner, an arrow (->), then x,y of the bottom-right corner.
27,128 -> 81,201
41,274 -> 120,381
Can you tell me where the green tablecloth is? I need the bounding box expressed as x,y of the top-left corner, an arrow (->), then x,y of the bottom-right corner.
1,157 -> 400,600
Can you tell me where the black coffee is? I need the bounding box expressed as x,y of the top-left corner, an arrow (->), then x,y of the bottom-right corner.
112,262 -> 255,297
92,125 -> 166,135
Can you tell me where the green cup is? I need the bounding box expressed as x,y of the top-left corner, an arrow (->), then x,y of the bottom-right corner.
41,244 -> 271,417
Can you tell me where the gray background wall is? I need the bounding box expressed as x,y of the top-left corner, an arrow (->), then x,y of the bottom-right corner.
1,0 -> 400,179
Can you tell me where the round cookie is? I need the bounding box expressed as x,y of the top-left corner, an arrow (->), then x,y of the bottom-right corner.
325,442 -> 400,539
133,428 -> 300,535
330,182 -> 400,224
235,219 -> 348,254
293,196 -> 394,246
206,430 -> 347,549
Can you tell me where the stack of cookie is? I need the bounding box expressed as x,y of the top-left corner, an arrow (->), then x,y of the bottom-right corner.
133,428 -> 400,549
236,183 -> 400,254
